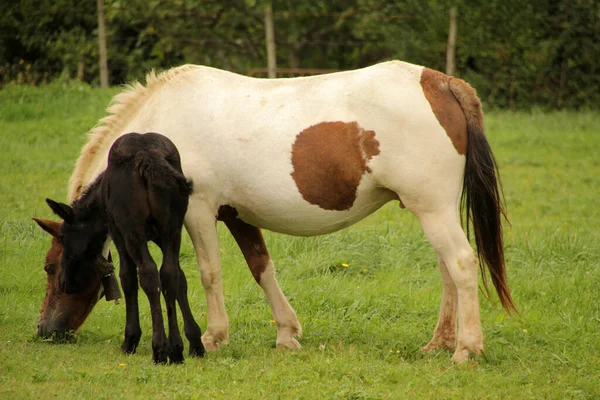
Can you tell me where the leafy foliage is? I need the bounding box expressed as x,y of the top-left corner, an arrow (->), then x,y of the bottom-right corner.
1,0 -> 599,109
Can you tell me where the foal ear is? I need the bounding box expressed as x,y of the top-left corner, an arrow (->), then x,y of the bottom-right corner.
32,218 -> 62,238
46,199 -> 74,224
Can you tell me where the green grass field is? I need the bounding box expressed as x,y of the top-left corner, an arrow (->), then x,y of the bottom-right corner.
0,82 -> 599,399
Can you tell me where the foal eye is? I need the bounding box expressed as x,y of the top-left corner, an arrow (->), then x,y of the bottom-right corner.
44,264 -> 55,274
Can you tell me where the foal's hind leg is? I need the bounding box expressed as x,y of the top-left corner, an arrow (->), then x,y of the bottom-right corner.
417,209 -> 483,363
111,231 -> 142,355
224,219 -> 302,349
129,242 -> 169,363
175,266 -> 205,357
159,233 -> 185,364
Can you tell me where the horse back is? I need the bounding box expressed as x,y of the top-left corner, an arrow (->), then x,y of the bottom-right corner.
104,61 -> 470,235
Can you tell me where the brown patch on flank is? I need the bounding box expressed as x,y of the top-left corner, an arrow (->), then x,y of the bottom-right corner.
291,121 -> 380,211
216,205 -> 239,221
224,219 -> 270,284
420,68 -> 467,155
216,205 -> 270,283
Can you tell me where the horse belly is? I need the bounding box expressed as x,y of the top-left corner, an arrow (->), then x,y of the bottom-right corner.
229,176 -> 396,236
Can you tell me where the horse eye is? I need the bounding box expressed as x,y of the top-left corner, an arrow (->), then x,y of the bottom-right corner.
44,264 -> 55,274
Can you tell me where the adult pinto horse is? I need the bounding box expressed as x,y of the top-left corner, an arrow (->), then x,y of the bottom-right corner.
35,61 -> 515,362
44,132 -> 205,363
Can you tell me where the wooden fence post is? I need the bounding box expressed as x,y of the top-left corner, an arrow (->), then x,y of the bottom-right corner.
446,7 -> 457,76
264,5 -> 277,78
97,0 -> 109,89
77,56 -> 85,81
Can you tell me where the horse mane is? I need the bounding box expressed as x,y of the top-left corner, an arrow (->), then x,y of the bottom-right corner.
72,172 -> 104,213
67,65 -> 198,203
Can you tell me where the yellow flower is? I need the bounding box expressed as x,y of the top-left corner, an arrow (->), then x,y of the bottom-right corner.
270,319 -> 276,325
119,363 -> 126,367
363,269 -> 368,273
389,349 -> 393,353
341,263 -> 349,268
522,329 -> 527,333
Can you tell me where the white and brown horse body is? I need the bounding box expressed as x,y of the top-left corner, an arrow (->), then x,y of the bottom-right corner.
68,61 -> 513,362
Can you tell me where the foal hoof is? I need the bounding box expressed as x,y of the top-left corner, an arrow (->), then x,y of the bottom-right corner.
121,336 -> 140,355
189,343 -> 206,358
169,351 -> 185,364
153,347 -> 169,364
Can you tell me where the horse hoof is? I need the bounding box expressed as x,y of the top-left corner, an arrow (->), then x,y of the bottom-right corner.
450,349 -> 469,363
422,339 -> 455,353
276,337 -> 302,349
201,332 -> 228,351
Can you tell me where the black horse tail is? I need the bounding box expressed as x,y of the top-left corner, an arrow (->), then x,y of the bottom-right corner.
449,78 -> 517,314
136,154 -> 193,197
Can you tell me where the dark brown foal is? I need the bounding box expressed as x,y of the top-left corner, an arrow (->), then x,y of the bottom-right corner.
45,132 -> 204,363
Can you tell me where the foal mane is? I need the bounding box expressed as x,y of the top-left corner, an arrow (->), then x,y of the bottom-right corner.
68,65 -> 198,203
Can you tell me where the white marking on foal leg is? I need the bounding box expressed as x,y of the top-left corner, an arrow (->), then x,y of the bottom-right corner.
418,211 -> 483,363
260,260 -> 302,349
422,255 -> 458,352
184,206 -> 228,351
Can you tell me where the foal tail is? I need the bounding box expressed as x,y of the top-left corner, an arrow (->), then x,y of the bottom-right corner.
449,78 -> 517,314
135,154 -> 193,196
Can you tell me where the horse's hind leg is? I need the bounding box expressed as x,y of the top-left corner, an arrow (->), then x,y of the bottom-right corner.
417,209 -> 483,363
224,219 -> 302,349
422,255 -> 458,351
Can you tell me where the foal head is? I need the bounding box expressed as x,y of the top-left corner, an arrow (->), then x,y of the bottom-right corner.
44,198 -> 108,294
33,193 -> 119,340
33,217 -> 109,339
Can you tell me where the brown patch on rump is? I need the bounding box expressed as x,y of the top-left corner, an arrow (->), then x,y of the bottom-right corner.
291,121 -> 380,211
420,68 -> 468,155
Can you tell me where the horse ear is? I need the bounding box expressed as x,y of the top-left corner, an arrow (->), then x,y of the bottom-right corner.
32,218 -> 62,238
46,199 -> 74,224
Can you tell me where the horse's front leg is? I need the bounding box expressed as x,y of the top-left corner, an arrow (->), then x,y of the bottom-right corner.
112,233 -> 142,355
184,204 -> 228,351
224,218 -> 302,349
